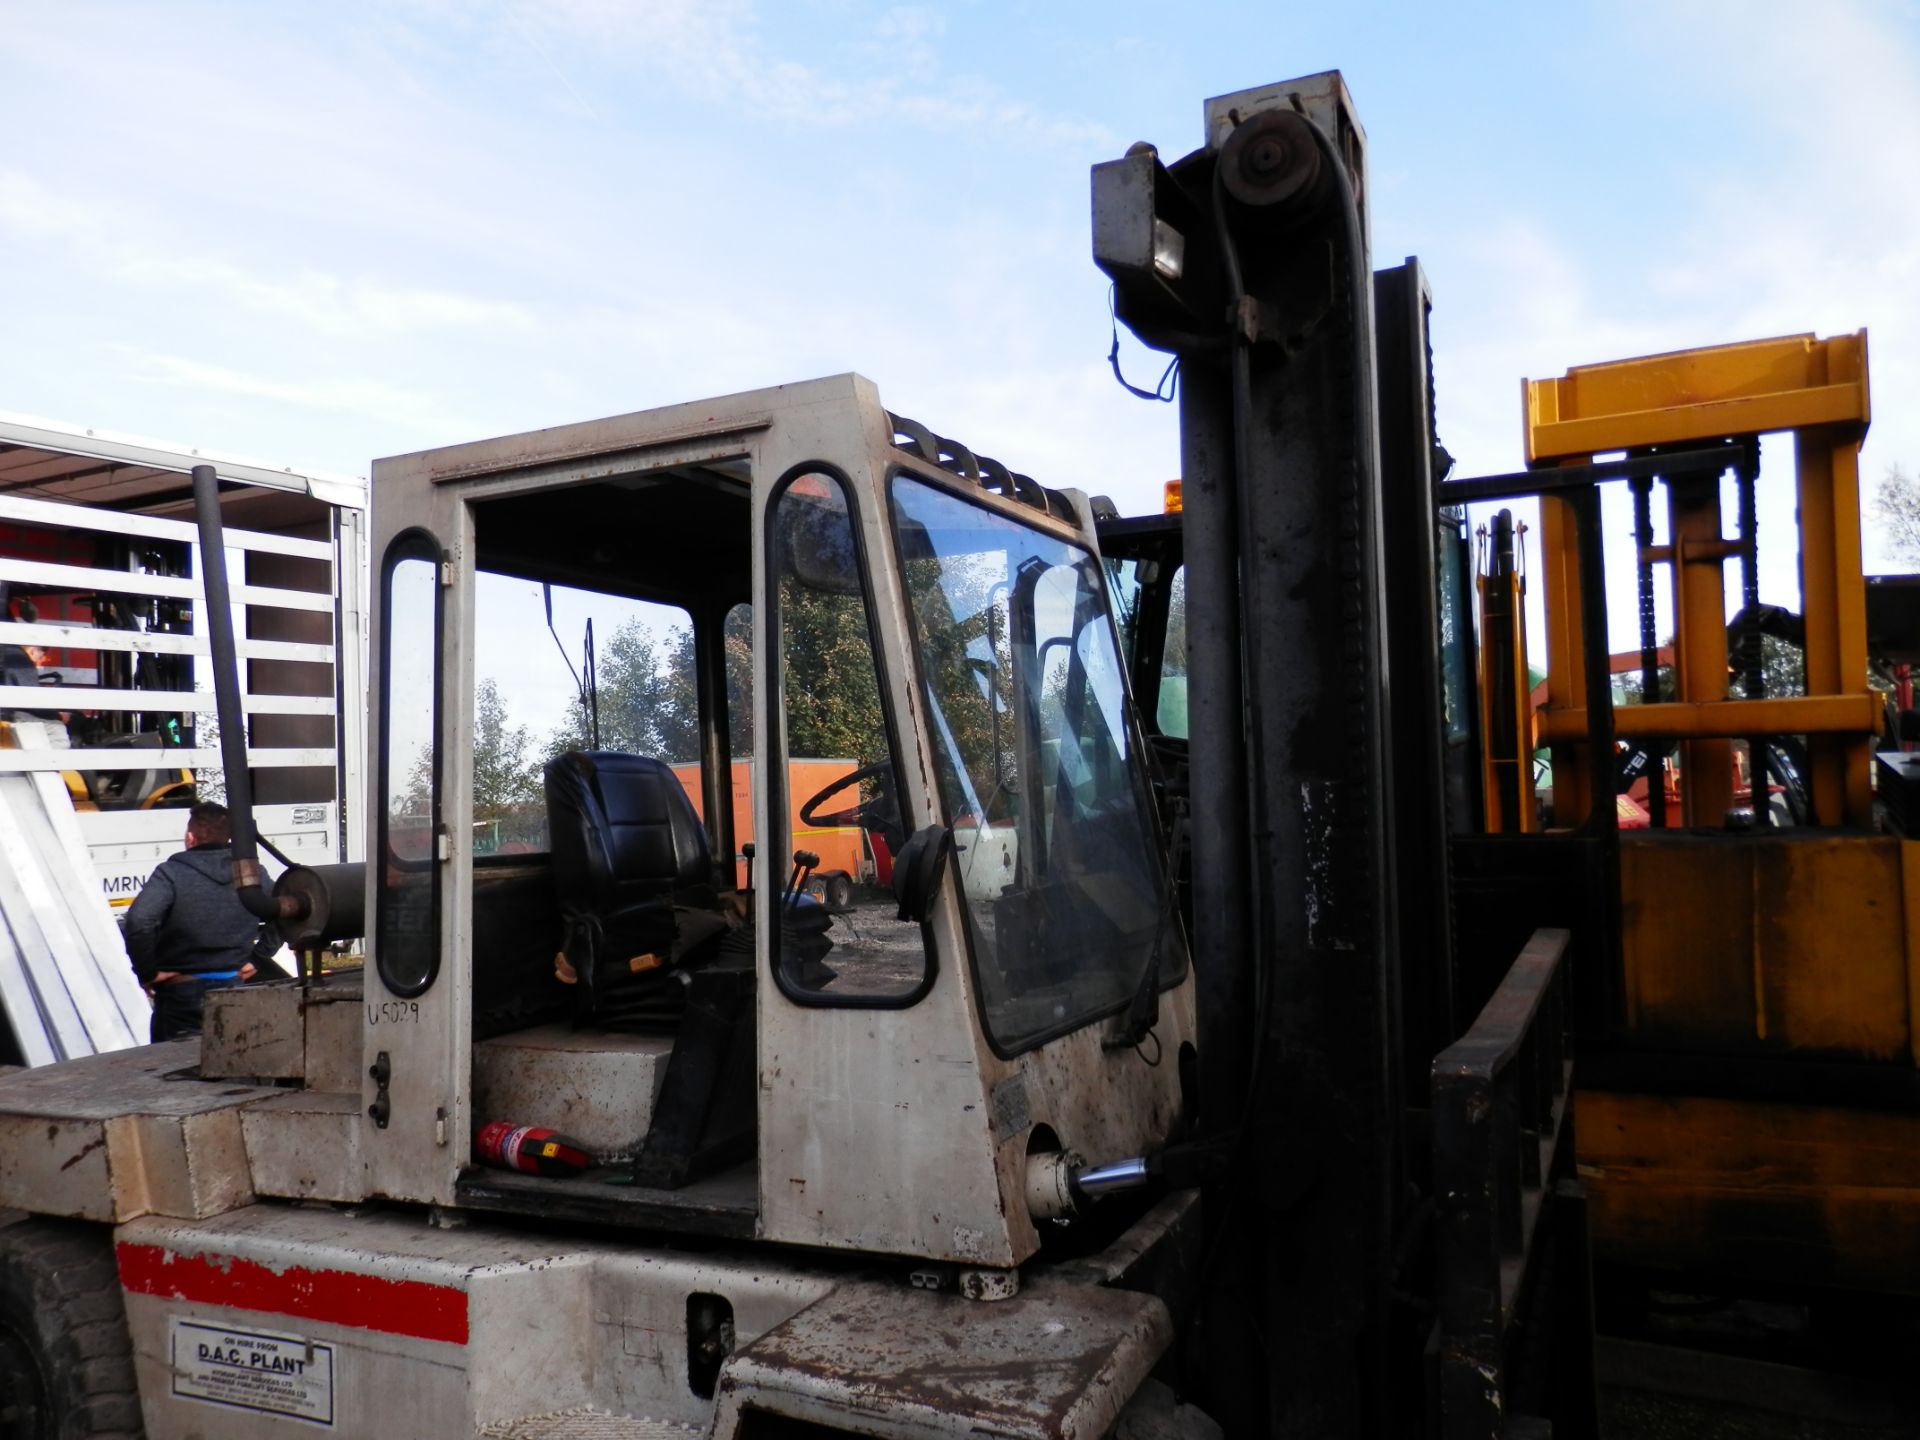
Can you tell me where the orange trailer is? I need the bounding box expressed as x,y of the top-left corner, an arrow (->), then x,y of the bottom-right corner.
672,757 -> 871,902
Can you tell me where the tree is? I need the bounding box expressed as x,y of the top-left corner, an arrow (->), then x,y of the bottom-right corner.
658,607 -> 755,758
1872,464 -> 1920,566
720,605 -> 753,756
397,679 -> 541,847
1614,634 -> 1804,707
544,618 -> 697,764
778,582 -> 886,764
472,678 -> 539,819
1757,633 -> 1805,699
543,606 -> 759,767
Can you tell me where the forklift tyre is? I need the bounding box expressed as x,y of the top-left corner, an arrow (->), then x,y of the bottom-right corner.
0,1218 -> 143,1440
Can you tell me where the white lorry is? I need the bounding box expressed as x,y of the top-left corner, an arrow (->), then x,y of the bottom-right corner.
0,411 -> 366,1064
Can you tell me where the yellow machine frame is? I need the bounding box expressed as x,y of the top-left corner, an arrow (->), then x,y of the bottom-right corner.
1526,332 -> 1876,829
1498,332 -> 1920,1292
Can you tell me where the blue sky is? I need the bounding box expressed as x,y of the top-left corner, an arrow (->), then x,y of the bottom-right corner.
3,1 -> 1918,717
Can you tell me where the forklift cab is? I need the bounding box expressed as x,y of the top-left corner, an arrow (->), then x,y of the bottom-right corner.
365,374 -> 1195,1271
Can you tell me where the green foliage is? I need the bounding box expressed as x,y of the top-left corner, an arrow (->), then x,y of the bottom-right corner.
542,606 -> 756,769
544,619 -> 694,764
461,574 -> 886,846
778,581 -> 885,764
473,677 -> 539,819
1614,634 -> 1804,706
1756,633 -> 1805,698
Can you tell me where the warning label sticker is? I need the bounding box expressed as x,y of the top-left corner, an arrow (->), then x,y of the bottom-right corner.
170,1318 -> 335,1426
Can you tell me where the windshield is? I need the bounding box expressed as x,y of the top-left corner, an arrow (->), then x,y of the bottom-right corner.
890,474 -> 1184,1053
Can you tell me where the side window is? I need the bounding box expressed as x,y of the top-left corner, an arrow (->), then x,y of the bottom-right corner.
723,601 -> 754,889
768,470 -> 930,1004
1103,553 -> 1187,741
1157,565 -> 1188,740
377,535 -> 442,999
1107,556 -> 1148,662
1436,511 -> 1472,745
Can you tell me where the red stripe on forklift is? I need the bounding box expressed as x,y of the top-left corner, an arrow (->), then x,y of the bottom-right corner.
115,1242 -> 470,1345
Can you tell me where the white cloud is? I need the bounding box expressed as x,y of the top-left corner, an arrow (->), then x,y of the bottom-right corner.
117,348 -> 468,432
0,169 -> 106,239
1407,0 -> 1920,603
0,168 -> 536,341
1618,2 -> 1920,571
499,0 -> 1112,148
111,254 -> 537,337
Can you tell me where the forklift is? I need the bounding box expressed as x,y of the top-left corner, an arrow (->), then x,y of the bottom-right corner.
1100,101 -> 1917,1420
0,72 -> 1583,1438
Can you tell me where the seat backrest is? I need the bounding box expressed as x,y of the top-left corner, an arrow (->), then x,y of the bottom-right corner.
544,751 -> 714,915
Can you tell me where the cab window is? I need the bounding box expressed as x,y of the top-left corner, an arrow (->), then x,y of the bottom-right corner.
376,533 -> 442,999
767,469 -> 931,1004
891,474 -> 1185,1054
470,574 -> 694,857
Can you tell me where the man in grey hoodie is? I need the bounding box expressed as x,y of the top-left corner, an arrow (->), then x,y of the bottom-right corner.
124,803 -> 285,1042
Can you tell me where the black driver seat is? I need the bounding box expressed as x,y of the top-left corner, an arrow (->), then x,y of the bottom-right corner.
543,751 -> 730,1027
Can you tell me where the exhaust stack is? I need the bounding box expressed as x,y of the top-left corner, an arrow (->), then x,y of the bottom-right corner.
189,464 -> 305,924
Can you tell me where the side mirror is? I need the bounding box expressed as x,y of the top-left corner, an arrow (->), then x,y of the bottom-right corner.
892,824 -> 952,924
776,490 -> 863,596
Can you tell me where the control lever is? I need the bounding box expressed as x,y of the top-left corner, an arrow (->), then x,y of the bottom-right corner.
782,849 -> 820,908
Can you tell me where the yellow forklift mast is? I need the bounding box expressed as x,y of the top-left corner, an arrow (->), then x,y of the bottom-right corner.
1507,332 -> 1920,1293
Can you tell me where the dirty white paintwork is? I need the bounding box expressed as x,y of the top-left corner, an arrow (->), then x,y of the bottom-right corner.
0,1041 -> 273,1221
355,374 -> 1197,1261
116,1203 -> 845,1438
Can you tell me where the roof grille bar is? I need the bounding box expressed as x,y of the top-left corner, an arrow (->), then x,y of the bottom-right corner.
886,411 -> 1061,520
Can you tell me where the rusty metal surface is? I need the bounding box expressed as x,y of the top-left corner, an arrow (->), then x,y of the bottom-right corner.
479,1411 -> 702,1438
201,979 -> 306,1079
1618,832 -> 1910,1058
132,1107 -> 254,1217
1043,1190 -> 1201,1290
711,1277 -> 1171,1439
1432,927 -> 1591,1438
1581,1089 -> 1920,1293
1433,929 -> 1570,1083
202,972 -> 366,1091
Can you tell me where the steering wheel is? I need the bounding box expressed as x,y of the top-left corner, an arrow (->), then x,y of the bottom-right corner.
800,759 -> 896,830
